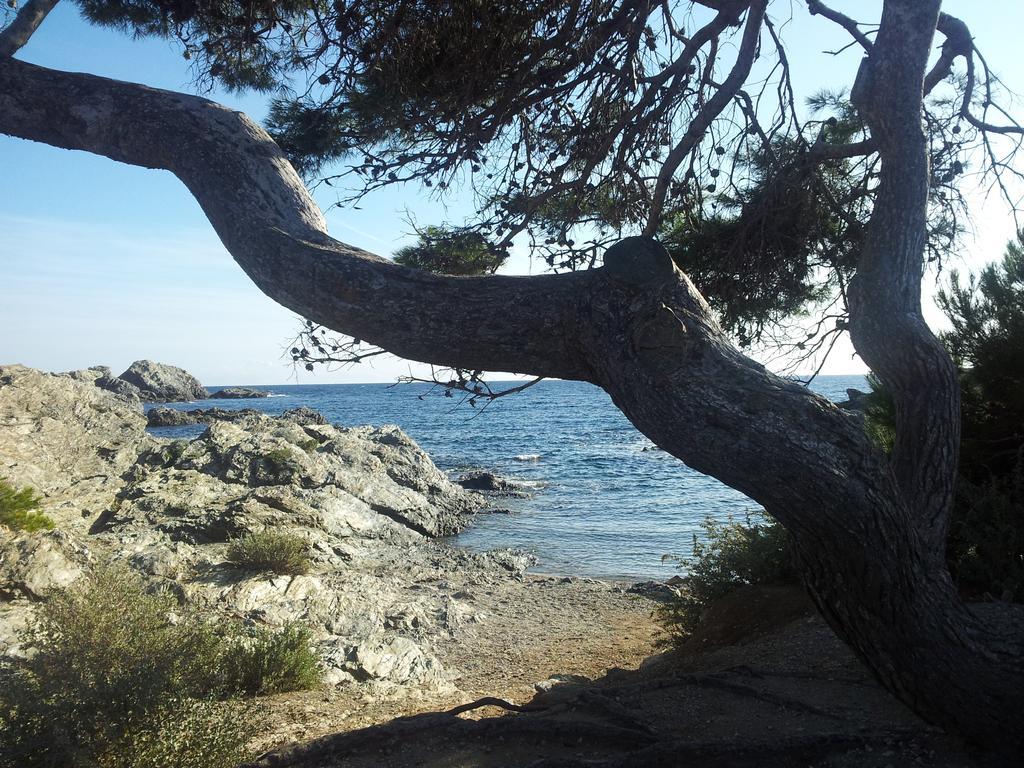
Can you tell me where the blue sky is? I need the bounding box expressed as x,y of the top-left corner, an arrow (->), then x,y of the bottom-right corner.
2,1 -> 1022,384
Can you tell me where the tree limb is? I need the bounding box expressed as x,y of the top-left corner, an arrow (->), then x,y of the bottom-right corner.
0,0 -> 58,58
0,55 -> 881,529
847,0 -> 958,554
808,137 -> 876,160
642,0 -> 766,235
0,57 -> 600,382
805,0 -> 873,53
923,13 -> 971,95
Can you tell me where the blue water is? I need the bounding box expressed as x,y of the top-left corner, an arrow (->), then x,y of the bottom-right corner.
149,375 -> 866,580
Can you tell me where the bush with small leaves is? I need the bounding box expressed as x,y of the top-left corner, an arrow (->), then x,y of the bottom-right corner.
220,621 -> 322,695
0,478 -> 54,532
260,446 -> 303,482
227,530 -> 311,575
657,513 -> 797,645
0,566 -> 256,768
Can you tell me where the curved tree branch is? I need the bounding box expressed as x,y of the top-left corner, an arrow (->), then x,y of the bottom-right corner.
0,57 -> 600,382
923,12 -> 971,95
0,0 -> 59,59
642,0 -> 766,236
805,0 -> 873,53
0,54 -> 875,519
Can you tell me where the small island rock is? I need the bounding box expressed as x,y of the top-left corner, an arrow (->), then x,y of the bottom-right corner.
146,407 -> 262,427
116,360 -> 208,403
456,470 -> 531,497
209,387 -> 269,399
146,407 -> 199,427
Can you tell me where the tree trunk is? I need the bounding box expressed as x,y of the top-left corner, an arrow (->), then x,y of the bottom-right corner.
1,0 -> 1022,755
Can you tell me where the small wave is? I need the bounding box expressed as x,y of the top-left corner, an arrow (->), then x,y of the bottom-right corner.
266,393 -> 287,398
513,453 -> 542,462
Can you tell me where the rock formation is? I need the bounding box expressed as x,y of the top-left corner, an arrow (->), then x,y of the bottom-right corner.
456,470 -> 532,497
210,387 -> 270,399
117,359 -> 209,402
147,406 -> 263,427
0,364 -> 530,694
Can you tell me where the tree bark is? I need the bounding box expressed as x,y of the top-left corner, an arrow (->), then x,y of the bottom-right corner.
1,1 -> 1021,755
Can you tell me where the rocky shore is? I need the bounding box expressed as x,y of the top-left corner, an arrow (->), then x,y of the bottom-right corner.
1,364 -> 987,765
0,364 -> 660,750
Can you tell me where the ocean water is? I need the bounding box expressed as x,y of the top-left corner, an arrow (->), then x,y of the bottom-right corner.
149,375 -> 867,580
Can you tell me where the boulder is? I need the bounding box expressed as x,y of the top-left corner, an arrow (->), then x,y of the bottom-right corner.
0,365 -> 152,530
57,365 -> 112,383
96,374 -> 143,403
282,407 -> 328,426
456,470 -> 531,497
116,360 -> 208,403
327,636 -> 450,688
146,407 -> 199,427
0,530 -> 88,600
837,388 -> 870,412
56,366 -> 143,404
627,580 -> 682,602
209,387 -> 269,399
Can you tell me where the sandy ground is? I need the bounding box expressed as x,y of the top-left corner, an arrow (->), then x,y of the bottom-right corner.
250,575 -> 662,752
245,583 -> 992,768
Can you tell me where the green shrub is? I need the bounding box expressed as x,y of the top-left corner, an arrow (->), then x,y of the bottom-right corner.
657,514 -> 796,644
0,478 -> 54,532
164,439 -> 189,465
0,565 -> 323,767
105,698 -> 255,768
295,437 -> 319,454
221,621 -> 322,695
263,446 -> 301,474
0,566 -> 255,767
228,530 -> 311,575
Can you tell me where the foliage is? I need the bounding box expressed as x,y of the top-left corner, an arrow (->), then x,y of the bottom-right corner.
860,373 -> 896,453
863,235 -> 1024,599
295,436 -> 319,454
227,530 -> 311,575
260,446 -> 303,481
393,226 -> 508,276
657,514 -> 796,643
939,235 -> 1024,599
0,564 -> 323,766
0,478 -> 54,532
220,621 -> 322,696
65,2 -> 996,359
660,128 -> 863,345
163,438 -> 189,465
0,566 -> 255,767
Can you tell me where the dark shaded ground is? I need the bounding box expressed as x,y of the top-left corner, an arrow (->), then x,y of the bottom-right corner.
245,585 -> 987,768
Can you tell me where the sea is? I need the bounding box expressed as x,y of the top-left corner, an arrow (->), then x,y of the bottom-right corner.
148,375 -> 867,580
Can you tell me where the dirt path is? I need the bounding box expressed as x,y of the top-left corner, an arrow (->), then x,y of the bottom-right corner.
248,585 -> 984,768
250,575 -> 662,752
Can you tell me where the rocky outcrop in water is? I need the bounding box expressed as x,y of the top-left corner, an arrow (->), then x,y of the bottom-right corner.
0,364 -> 532,695
837,388 -> 869,411
456,470 -> 532,498
146,406 -> 263,427
117,359 -> 209,402
210,387 -> 270,399
147,406 -> 333,429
